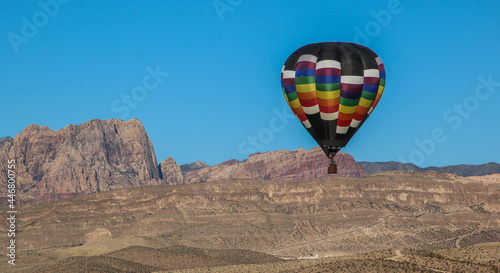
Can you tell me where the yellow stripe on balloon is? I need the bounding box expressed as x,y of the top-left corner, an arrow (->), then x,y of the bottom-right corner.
296,83 -> 316,93
316,90 -> 340,100
290,98 -> 301,109
358,97 -> 373,108
377,85 -> 385,95
339,104 -> 357,114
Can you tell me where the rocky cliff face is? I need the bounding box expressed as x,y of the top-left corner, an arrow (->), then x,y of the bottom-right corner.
0,118 -> 367,203
183,147 -> 365,184
159,157 -> 184,185
0,119 -> 161,202
180,160 -> 208,175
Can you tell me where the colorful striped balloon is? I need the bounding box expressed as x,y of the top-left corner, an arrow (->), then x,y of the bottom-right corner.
281,42 -> 386,156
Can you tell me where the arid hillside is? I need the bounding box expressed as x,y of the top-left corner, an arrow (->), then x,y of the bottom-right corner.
17,243 -> 500,272
1,171 -> 499,272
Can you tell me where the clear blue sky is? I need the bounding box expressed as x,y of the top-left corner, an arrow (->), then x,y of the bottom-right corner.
1,0 -> 499,167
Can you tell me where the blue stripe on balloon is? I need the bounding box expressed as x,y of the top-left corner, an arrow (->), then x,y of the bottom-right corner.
284,85 -> 296,94
316,75 -> 341,84
379,71 -> 386,79
340,90 -> 362,99
295,68 -> 315,77
363,84 -> 378,93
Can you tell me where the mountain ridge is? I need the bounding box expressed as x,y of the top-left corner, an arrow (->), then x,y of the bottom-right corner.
1,118 -> 499,204
360,161 -> 500,177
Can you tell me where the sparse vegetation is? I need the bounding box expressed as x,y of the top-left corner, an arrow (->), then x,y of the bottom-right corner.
2,172 -> 498,272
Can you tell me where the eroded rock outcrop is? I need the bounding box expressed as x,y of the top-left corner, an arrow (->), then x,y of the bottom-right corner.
183,147 -> 366,184
0,119 -> 161,202
180,160 -> 208,175
159,157 -> 184,185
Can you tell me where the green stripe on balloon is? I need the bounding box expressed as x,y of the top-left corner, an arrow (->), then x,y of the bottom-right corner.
379,78 -> 386,87
287,92 -> 298,101
361,91 -> 376,100
316,83 -> 341,91
340,97 -> 360,107
295,76 -> 316,85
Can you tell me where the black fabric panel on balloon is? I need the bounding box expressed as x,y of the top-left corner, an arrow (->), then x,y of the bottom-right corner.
318,42 -> 340,60
284,49 -> 302,70
284,44 -> 318,70
307,112 -> 325,143
339,43 -> 364,76
353,43 -> 379,69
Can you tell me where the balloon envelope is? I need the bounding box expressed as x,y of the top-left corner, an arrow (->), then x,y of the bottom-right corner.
281,42 -> 386,156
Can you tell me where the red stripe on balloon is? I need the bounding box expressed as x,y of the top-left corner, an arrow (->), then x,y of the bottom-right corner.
337,119 -> 351,127
298,112 -> 308,121
319,104 -> 339,113
282,78 -> 295,86
316,68 -> 341,76
341,83 -> 363,92
300,98 -> 318,107
296,61 -> 316,70
353,112 -> 365,121
364,77 -> 379,85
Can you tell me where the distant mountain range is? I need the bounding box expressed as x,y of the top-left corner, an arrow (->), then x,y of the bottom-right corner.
1,118 -> 498,203
359,161 -> 500,177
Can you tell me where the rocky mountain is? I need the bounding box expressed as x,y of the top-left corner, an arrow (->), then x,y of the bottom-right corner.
0,119 -> 162,203
3,118 -> 497,204
0,119 -> 366,203
183,147 -> 365,184
159,157 -> 184,185
360,161 -> 500,176
0,136 -> 12,146
180,160 -> 208,175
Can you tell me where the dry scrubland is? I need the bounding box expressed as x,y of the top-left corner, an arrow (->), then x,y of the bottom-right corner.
10,243 -> 500,273
1,171 -> 499,272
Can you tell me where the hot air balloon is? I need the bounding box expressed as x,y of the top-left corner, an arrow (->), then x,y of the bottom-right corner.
281,42 -> 386,174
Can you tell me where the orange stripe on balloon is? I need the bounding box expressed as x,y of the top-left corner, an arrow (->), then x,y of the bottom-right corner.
319,104 -> 339,113
293,106 -> 305,116
338,112 -> 354,121
372,93 -> 382,109
355,105 -> 369,115
297,112 -> 308,121
353,112 -> 365,120
317,97 -> 337,107
297,91 -> 317,100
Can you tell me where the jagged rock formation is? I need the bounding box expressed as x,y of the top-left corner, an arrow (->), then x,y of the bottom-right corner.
159,157 -> 184,185
183,147 -> 365,184
0,119 -> 161,202
180,160 -> 208,175
0,118 -> 367,203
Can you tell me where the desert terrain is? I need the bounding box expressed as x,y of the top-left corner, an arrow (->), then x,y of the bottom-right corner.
1,171 -> 499,272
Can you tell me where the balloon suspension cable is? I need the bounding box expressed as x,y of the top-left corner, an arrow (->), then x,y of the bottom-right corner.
327,146 -> 341,174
